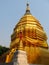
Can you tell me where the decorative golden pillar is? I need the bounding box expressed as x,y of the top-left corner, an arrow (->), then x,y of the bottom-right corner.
6,55 -> 10,63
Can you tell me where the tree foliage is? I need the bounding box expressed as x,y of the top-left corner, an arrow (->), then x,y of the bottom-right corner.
0,45 -> 9,56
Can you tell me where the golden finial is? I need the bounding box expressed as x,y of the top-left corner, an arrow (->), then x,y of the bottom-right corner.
25,2 -> 31,14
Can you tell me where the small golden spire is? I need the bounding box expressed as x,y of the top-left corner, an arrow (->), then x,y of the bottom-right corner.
19,40 -> 23,50
26,3 -> 30,10
25,2 -> 31,14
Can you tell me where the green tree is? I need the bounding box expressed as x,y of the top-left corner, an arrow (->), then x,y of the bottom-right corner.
0,45 -> 9,56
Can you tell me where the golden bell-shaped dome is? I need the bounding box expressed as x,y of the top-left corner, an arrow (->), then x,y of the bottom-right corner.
10,3 -> 48,49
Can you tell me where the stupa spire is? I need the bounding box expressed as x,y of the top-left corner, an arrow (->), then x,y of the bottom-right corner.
25,2 -> 31,14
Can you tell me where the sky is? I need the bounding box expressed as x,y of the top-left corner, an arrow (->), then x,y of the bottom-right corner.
0,0 -> 49,47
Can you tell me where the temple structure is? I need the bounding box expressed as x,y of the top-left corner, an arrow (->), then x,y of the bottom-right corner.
0,3 -> 49,65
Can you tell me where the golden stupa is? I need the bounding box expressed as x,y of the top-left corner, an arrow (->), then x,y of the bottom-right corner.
5,3 -> 49,64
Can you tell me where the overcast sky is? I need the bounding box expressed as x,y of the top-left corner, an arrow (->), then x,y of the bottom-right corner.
0,0 -> 49,47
